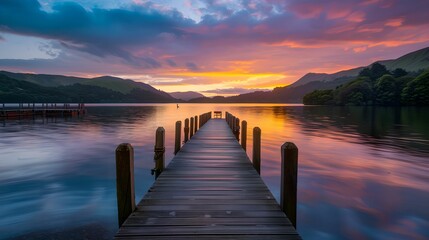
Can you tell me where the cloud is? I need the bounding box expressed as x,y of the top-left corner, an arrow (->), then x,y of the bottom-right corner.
38,42 -> 61,58
0,0 -> 193,67
203,87 -> 270,95
185,62 -> 199,71
165,59 -> 177,67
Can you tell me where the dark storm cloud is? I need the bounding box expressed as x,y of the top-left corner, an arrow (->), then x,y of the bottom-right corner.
0,0 -> 193,67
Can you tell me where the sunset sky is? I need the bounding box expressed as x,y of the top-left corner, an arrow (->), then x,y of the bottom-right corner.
1,0 -> 429,96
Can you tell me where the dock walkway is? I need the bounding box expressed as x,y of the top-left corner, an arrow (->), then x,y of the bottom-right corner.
116,118 -> 301,239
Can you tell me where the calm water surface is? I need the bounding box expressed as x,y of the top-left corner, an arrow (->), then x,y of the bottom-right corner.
0,104 -> 428,239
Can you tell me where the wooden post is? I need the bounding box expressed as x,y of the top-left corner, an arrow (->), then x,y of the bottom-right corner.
184,118 -> 189,143
280,142 -> 298,229
195,115 -> 198,132
190,117 -> 194,138
154,127 -> 165,179
175,121 -> 182,155
241,120 -> 247,151
115,143 -> 135,227
235,118 -> 240,141
252,127 -> 261,175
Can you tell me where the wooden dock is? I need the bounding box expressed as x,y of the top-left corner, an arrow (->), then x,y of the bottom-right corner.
0,103 -> 86,119
115,113 -> 301,239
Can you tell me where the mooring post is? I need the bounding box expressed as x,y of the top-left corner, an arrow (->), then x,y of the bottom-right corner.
280,142 -> 298,229
236,118 -> 240,141
241,120 -> 247,151
153,127 -> 165,179
252,127 -> 261,175
195,115 -> 198,133
115,143 -> 135,227
175,121 -> 182,155
184,118 -> 190,143
190,117 -> 194,138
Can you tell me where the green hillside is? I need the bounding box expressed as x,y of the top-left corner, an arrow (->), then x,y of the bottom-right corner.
0,71 -> 171,97
0,74 -> 177,103
379,47 -> 429,72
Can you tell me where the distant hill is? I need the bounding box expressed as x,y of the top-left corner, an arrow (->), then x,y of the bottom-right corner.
378,47 -> 429,72
290,68 -> 364,87
169,91 -> 205,101
0,74 -> 177,103
291,47 -> 429,88
0,71 -> 172,99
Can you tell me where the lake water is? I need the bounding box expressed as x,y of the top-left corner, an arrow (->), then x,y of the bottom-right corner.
1,104 -> 428,240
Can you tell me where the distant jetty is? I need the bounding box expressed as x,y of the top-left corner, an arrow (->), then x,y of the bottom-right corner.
0,103 -> 86,119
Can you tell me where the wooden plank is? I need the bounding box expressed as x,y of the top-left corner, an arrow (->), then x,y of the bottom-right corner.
117,225 -> 298,236
116,119 -> 301,239
124,217 -> 292,226
117,235 -> 302,240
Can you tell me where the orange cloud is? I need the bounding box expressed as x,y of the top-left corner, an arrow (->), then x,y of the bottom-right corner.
385,18 -> 404,27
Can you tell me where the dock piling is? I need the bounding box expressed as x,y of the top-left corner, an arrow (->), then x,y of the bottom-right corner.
241,120 -> 247,151
280,142 -> 298,228
115,143 -> 135,227
190,117 -> 194,138
235,117 -> 240,141
153,127 -> 165,179
252,127 -> 261,175
174,121 -> 182,154
184,118 -> 189,143
194,115 -> 198,133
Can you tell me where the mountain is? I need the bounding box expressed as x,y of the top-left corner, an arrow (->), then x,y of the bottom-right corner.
0,73 -> 177,103
290,67 -> 364,87
291,47 -> 429,88
0,71 -> 172,98
169,91 -> 205,101
378,47 -> 429,72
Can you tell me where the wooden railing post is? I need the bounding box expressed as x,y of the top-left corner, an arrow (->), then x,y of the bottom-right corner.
190,117 -> 194,138
115,143 -> 135,227
175,121 -> 182,155
153,127 -> 165,179
280,142 -> 298,229
195,115 -> 198,132
235,117 -> 240,141
241,120 -> 247,151
184,118 -> 189,143
232,116 -> 236,130
252,127 -> 261,175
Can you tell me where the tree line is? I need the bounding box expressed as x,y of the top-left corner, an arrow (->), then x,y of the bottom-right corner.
303,63 -> 429,106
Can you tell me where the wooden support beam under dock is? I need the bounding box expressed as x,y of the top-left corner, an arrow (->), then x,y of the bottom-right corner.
115,117 -> 301,239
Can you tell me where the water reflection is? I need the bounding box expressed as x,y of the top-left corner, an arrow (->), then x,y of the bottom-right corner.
0,104 -> 428,239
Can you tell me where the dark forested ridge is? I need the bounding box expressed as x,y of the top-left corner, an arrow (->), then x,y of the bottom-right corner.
303,63 -> 429,106
0,74 -> 177,103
